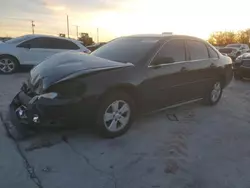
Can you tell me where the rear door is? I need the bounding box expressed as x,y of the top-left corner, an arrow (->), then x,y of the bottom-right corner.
185,39 -> 214,98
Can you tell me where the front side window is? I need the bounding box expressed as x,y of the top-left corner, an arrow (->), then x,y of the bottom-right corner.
151,39 -> 186,65
208,46 -> 219,58
18,37 -> 52,48
187,40 -> 209,60
50,39 -> 80,50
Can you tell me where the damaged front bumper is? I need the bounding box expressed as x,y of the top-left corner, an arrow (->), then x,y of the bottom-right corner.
9,90 -> 82,131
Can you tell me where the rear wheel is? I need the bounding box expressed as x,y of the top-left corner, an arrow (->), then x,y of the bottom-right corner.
0,55 -> 19,74
96,92 -> 135,138
203,81 -> 223,105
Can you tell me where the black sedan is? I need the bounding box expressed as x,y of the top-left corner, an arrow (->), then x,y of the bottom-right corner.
10,34 -> 233,138
233,53 -> 250,80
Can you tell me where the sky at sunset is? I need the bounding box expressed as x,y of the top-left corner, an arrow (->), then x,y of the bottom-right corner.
1,0 -> 250,42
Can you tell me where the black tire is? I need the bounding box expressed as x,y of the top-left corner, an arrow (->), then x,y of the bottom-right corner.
203,80 -> 223,105
96,91 -> 135,138
0,55 -> 19,74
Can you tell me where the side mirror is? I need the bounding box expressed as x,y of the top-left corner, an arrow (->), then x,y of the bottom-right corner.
152,57 -> 174,66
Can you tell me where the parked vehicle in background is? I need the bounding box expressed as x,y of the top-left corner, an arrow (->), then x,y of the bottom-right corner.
87,42 -> 107,52
213,46 -> 224,50
0,34 -> 90,74
10,34 -> 233,138
0,37 -> 12,42
233,52 -> 250,80
218,43 -> 249,60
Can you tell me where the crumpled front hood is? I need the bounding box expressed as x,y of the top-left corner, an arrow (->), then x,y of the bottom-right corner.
30,51 -> 133,90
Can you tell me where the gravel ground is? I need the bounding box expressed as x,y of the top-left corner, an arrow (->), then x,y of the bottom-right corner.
0,73 -> 250,188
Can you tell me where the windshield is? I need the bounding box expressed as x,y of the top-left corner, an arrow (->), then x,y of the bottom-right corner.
226,44 -> 241,48
91,37 -> 159,64
5,35 -> 31,44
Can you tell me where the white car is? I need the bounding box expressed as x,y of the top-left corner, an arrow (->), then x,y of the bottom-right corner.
0,34 -> 90,74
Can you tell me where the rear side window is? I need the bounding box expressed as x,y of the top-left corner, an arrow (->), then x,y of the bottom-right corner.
187,40 -> 209,60
208,46 -> 219,58
50,39 -> 79,50
154,39 -> 186,64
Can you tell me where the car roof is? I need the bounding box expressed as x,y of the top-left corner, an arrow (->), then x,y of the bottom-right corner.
23,34 -> 80,43
124,34 -> 205,41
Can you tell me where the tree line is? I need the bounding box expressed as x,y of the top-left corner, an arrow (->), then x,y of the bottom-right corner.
208,29 -> 250,46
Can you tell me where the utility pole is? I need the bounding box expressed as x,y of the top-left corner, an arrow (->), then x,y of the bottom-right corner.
67,15 -> 69,38
31,20 -> 35,34
97,28 -> 99,43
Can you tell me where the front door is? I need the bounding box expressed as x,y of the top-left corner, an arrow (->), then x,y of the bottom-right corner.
138,39 -> 190,111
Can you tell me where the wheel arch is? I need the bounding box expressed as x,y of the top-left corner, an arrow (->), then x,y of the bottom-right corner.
100,83 -> 138,106
0,54 -> 20,65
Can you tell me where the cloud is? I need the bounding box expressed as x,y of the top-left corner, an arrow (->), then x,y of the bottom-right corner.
1,0 -> 51,16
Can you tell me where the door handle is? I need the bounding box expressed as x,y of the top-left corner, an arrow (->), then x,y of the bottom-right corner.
180,67 -> 188,72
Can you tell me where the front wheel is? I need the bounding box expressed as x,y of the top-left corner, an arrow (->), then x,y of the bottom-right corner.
203,81 -> 223,105
96,92 -> 135,138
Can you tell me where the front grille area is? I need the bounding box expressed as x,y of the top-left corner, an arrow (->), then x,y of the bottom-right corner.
242,60 -> 250,67
21,78 -> 38,97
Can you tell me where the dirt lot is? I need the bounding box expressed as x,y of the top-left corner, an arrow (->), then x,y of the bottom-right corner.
1,73 -> 250,188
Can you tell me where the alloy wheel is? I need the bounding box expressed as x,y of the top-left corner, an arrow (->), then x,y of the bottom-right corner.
103,100 -> 131,132
211,82 -> 221,102
0,58 -> 15,73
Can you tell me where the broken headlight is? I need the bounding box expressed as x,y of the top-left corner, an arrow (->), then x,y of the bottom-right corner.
38,92 -> 58,99
29,92 -> 58,104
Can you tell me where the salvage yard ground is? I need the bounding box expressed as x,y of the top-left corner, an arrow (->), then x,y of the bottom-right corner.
1,73 -> 250,188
